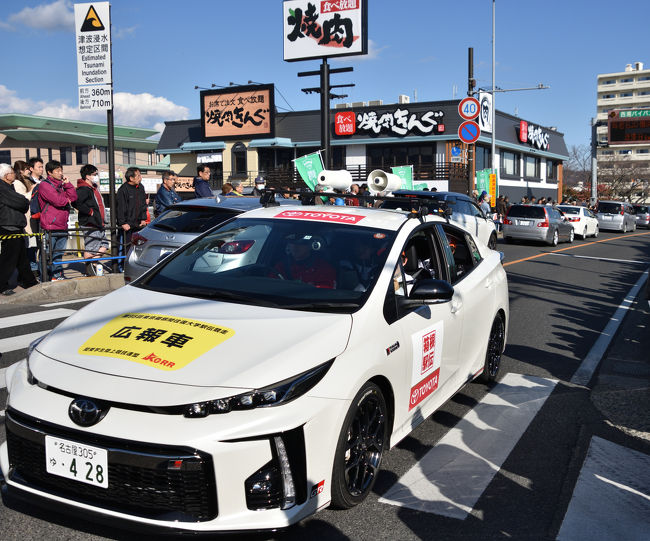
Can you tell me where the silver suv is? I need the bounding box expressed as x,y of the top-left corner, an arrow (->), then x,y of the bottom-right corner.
595,201 -> 637,233
632,204 -> 649,229
503,204 -> 574,245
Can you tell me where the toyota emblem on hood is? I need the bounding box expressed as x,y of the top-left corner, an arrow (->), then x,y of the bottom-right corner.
68,398 -> 108,427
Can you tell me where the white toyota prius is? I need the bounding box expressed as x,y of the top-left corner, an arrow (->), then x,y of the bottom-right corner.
1,203 -> 509,533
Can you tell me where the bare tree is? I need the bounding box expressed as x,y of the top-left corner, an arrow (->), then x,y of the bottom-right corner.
598,155 -> 650,202
564,144 -> 591,187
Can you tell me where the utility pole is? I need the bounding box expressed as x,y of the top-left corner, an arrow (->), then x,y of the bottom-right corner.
591,117 -> 599,205
298,63 -> 354,169
468,47 -> 475,97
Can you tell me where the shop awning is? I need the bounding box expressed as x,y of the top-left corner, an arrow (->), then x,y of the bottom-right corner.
248,137 -> 293,148
180,141 -> 226,151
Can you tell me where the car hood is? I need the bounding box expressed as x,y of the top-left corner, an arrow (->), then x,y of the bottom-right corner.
31,286 -> 352,401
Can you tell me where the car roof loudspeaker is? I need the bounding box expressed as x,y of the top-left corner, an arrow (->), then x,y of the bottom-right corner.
367,169 -> 402,193
317,169 -> 353,191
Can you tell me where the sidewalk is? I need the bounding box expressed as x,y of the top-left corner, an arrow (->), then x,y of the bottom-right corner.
0,258 -> 124,305
591,276 -> 650,442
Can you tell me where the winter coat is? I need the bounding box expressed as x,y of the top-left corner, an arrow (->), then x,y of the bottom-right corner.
75,179 -> 106,229
192,176 -> 213,198
38,176 -> 77,231
154,185 -> 181,216
116,181 -> 147,228
0,180 -> 29,230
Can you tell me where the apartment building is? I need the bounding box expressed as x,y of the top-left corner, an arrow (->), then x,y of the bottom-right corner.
596,62 -> 650,164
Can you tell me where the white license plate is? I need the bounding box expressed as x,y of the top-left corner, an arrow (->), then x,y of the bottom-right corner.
518,220 -> 531,226
603,215 -> 612,220
45,435 -> 108,488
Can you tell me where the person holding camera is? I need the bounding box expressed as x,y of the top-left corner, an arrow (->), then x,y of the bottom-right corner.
38,160 -> 77,281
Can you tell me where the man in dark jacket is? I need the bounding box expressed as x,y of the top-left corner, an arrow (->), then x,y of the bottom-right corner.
75,164 -> 108,276
0,163 -> 39,295
116,167 -> 147,257
193,165 -> 213,198
154,170 -> 181,216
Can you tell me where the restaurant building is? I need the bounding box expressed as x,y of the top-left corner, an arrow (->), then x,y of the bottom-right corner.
156,87 -> 568,201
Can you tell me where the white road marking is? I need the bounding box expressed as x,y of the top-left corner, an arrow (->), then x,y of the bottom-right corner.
571,270 -> 649,386
548,253 -> 649,265
0,330 -> 50,356
379,373 -> 557,519
42,296 -> 100,307
557,436 -> 650,540
0,308 -> 75,328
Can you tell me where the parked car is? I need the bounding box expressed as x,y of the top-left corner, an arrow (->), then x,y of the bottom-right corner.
2,204 -> 508,534
595,200 -> 637,233
556,205 -> 599,239
632,204 -> 650,229
383,190 -> 498,249
503,204 -> 574,245
124,196 -> 300,282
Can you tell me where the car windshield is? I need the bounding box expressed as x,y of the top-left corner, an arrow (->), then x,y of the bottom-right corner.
507,206 -> 546,218
137,217 -> 396,312
597,202 -> 622,214
557,206 -> 580,215
152,206 -> 241,233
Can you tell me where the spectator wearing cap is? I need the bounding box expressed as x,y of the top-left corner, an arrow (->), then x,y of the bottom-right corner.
252,176 -> 266,196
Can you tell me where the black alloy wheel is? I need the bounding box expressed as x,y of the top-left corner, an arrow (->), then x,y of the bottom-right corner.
481,315 -> 505,383
331,382 -> 388,509
488,233 -> 498,250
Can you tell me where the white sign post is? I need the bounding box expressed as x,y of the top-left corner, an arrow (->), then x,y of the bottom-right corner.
74,2 -> 112,111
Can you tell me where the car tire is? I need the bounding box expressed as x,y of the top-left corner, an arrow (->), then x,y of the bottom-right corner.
568,229 -> 575,243
488,233 -> 497,250
593,226 -> 599,238
581,226 -> 587,239
549,229 -> 559,246
480,315 -> 505,383
330,382 -> 388,509
623,222 -> 627,233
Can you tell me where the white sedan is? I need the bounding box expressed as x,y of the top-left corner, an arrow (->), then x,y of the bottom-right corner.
1,203 -> 508,533
557,205 -> 599,239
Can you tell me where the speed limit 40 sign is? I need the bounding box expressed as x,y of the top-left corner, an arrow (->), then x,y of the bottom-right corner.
458,97 -> 480,120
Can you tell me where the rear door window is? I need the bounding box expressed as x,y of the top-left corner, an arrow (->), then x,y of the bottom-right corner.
506,205 -> 545,219
597,202 -> 622,214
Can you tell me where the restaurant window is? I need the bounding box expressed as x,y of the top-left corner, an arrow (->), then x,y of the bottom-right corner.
75,146 -> 89,165
60,146 -> 72,165
122,148 -> 136,164
500,151 -> 520,176
99,146 -> 108,164
366,143 -> 434,169
0,150 -> 10,163
524,156 -> 540,178
546,160 -> 558,181
231,142 -> 247,177
48,148 -> 53,162
36,148 -> 41,158
25,149 -> 30,161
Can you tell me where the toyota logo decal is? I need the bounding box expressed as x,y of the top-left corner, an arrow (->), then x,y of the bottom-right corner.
68,398 -> 108,427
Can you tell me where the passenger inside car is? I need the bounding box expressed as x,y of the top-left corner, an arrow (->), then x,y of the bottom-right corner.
275,233 -> 336,289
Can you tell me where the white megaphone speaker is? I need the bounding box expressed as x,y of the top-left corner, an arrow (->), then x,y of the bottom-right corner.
316,169 -> 353,191
367,169 -> 402,193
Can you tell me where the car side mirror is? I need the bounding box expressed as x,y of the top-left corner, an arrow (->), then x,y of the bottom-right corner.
398,279 -> 454,307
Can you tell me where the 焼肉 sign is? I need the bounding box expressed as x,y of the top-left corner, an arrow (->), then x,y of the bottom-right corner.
283,0 -> 368,62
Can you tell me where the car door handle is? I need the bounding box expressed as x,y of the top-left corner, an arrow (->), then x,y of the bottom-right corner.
451,297 -> 462,314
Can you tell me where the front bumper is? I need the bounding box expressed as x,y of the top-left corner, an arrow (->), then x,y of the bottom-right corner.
1,362 -> 347,532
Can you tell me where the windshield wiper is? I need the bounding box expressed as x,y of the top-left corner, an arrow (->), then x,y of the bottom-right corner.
154,223 -> 177,232
168,287 -> 280,307
280,302 -> 360,311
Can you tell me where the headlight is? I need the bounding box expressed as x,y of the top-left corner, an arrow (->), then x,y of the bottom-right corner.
184,360 -> 333,418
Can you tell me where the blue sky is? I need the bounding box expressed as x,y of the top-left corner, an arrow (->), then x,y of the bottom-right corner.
0,0 -> 647,149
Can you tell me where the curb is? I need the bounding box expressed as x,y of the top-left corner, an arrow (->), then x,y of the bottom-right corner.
0,274 -> 125,305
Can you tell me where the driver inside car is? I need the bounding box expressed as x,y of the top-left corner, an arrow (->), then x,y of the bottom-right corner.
275,233 -> 336,289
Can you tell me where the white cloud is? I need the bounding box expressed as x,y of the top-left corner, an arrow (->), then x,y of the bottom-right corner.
114,25 -> 137,39
0,85 -> 189,134
5,0 -> 74,32
332,39 -> 387,63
